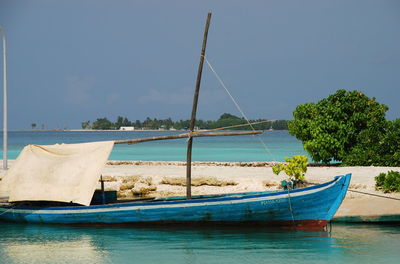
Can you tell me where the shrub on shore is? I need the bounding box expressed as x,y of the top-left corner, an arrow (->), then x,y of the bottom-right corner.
272,155 -> 308,181
375,171 -> 400,193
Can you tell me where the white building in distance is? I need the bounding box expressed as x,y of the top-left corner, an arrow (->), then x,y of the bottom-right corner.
119,126 -> 135,131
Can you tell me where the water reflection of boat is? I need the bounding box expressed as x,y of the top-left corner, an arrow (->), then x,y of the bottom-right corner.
2,238 -> 102,264
0,223 -> 103,263
2,222 -> 397,264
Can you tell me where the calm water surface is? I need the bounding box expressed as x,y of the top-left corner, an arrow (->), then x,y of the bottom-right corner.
0,130 -> 308,162
2,131 -> 398,263
0,223 -> 399,264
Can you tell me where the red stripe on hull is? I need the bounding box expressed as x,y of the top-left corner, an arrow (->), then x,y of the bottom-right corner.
277,220 -> 329,231
73,220 -> 329,231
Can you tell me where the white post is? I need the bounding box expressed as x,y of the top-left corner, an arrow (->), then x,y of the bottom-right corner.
0,26 -> 7,170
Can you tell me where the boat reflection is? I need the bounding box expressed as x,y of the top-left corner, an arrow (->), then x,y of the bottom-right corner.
1,223 -> 398,264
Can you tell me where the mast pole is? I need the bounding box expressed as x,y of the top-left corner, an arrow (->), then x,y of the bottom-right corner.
186,12 -> 212,199
0,26 -> 7,170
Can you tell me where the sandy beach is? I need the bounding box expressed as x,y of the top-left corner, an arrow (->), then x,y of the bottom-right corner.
1,160 -> 400,221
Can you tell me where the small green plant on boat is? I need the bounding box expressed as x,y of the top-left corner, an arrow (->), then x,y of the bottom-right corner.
375,171 -> 400,193
272,155 -> 308,181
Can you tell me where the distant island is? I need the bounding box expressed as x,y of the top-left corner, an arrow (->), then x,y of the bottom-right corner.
81,113 -> 289,131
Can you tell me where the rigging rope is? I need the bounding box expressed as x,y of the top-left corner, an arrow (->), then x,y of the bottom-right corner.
203,56 -> 277,162
347,189 -> 400,201
201,58 -> 400,206
0,204 -> 15,216
307,182 -> 400,201
287,189 -> 296,227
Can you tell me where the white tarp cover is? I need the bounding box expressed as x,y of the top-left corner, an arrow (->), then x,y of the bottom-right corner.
0,141 -> 114,206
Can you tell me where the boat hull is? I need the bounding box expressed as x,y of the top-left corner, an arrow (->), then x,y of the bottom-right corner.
0,174 -> 351,229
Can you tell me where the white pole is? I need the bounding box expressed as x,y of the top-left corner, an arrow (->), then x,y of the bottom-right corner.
0,26 -> 7,170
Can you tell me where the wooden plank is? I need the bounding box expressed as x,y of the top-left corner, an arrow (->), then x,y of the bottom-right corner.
114,130 -> 263,145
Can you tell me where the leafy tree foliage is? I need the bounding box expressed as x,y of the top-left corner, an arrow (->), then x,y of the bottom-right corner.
115,116 -> 132,129
271,120 -> 288,130
92,118 -> 114,130
81,121 -> 91,129
272,155 -> 308,181
208,113 -> 246,129
288,90 -> 389,164
344,119 -> 400,166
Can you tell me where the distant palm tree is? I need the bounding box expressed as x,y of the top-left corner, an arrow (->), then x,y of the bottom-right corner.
31,123 -> 37,130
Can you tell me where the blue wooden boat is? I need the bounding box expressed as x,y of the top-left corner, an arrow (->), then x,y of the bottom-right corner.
0,174 -> 351,230
0,13 -> 351,230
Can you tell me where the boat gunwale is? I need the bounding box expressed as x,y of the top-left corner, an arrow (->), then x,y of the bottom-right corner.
1,175 -> 348,211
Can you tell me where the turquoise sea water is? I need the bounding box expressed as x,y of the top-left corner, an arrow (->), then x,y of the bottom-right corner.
0,130 -> 308,162
0,223 -> 399,264
1,131 -> 400,263
3,130 -> 399,263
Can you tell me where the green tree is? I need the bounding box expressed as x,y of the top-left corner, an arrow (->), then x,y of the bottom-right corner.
115,116 -> 124,129
164,118 -> 173,129
115,116 -> 132,129
122,117 -> 131,127
288,90 -> 388,164
219,113 -> 240,120
271,120 -> 288,130
31,123 -> 37,130
81,121 -> 91,129
92,118 -> 114,130
344,119 -> 400,166
134,120 -> 142,129
142,117 -> 152,128
174,119 -> 190,130
210,113 -> 246,130
83,113 -> 289,132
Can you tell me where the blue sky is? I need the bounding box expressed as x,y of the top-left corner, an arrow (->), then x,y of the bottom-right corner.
0,0 -> 399,129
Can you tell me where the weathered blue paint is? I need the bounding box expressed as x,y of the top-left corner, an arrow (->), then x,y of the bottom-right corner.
0,174 -> 351,228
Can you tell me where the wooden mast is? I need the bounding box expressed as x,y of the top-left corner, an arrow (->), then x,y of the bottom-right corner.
186,12 -> 212,199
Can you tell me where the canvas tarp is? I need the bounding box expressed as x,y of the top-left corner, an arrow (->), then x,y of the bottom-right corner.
0,141 -> 114,206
